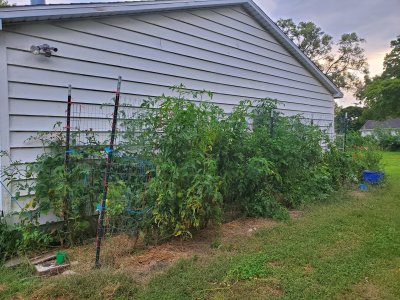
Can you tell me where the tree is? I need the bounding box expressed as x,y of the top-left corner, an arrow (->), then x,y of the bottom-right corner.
0,0 -> 9,7
335,105 -> 365,133
277,19 -> 368,91
382,36 -> 400,79
360,77 -> 400,120
358,36 -> 400,120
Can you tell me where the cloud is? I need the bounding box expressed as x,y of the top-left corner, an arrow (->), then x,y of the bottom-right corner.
254,0 -> 278,14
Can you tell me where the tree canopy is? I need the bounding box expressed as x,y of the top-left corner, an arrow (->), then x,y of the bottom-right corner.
382,36 -> 400,79
277,19 -> 368,91
0,0 -> 9,7
358,36 -> 400,120
335,105 -> 365,133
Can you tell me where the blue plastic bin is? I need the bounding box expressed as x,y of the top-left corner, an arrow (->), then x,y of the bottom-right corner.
358,183 -> 368,191
362,171 -> 384,184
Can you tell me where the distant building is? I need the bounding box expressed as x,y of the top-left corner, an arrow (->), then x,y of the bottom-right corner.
360,118 -> 400,136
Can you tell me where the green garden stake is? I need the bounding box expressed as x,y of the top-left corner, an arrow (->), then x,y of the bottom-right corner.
56,251 -> 67,265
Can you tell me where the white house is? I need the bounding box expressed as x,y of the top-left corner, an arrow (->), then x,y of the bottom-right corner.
360,118 -> 400,137
0,0 -> 342,215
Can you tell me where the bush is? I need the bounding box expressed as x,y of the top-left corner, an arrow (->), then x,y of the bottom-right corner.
374,128 -> 400,151
344,131 -> 382,173
0,219 -> 52,262
1,86 -> 382,251
244,189 -> 289,221
218,99 -> 334,210
0,220 -> 20,262
346,131 -> 377,149
1,126 -> 106,246
122,88 -> 224,239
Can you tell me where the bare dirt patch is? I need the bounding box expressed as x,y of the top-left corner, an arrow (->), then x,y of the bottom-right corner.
219,218 -> 277,238
209,278 -> 284,300
339,281 -> 384,300
64,217 -> 280,281
349,190 -> 368,199
0,284 -> 7,292
267,261 -> 284,269
303,264 -> 313,274
289,210 -> 304,219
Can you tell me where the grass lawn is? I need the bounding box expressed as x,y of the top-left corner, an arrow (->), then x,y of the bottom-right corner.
1,152 -> 399,299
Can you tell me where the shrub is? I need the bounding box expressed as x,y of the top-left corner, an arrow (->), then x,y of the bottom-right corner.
345,131 -> 382,172
218,99 -> 333,211
244,189 -> 289,221
0,220 -> 20,262
374,128 -> 400,151
122,87 -> 225,239
14,223 -> 53,254
1,126 -> 106,246
1,86 -> 383,252
0,219 -> 53,262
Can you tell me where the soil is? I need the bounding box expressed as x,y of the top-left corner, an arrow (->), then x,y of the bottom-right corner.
340,281 -> 384,300
349,190 -> 368,199
52,214 -> 302,282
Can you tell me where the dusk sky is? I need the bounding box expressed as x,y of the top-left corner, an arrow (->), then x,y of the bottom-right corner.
8,0 -> 400,107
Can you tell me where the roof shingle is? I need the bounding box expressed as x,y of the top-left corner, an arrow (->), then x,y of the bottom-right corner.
361,118 -> 400,130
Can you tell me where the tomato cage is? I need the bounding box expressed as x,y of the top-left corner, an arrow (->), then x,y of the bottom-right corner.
62,77 -> 155,267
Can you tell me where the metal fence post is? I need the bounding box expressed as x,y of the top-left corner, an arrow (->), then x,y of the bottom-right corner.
95,76 -> 122,268
65,85 -> 72,172
64,85 -> 72,244
270,109 -> 274,136
343,112 -> 348,152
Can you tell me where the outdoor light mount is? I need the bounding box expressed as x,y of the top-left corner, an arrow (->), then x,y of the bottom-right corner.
30,44 -> 58,57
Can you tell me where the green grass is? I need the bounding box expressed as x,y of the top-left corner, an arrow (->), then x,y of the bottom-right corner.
136,151 -> 400,300
0,264 -> 40,299
1,152 -> 399,299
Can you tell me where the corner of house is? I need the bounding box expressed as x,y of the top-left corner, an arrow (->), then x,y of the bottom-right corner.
0,29 -> 11,216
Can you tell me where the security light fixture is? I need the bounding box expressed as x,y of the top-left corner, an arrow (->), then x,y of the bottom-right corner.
30,44 -> 58,57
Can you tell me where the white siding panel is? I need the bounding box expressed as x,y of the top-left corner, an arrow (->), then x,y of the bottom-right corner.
131,12 -> 299,66
7,62 -> 333,103
10,116 -> 66,131
218,7 -> 267,30
10,147 -> 45,162
8,83 -> 117,105
7,22 -> 322,86
4,6 -> 335,164
10,132 -> 44,148
6,42 -> 329,95
58,20 -> 312,78
9,83 -> 332,116
188,9 -> 281,48
9,97 -> 67,117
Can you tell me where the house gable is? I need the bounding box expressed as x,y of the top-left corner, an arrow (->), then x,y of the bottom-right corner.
0,1 -> 339,214
0,0 -> 342,98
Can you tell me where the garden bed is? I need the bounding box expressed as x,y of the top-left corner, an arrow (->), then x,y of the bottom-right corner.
58,216 -> 292,282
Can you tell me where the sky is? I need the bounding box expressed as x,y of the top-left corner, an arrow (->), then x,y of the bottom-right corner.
253,0 -> 399,107
8,0 -> 400,107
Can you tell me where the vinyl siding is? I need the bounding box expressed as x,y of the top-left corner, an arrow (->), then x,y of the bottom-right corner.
1,6 -> 335,211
